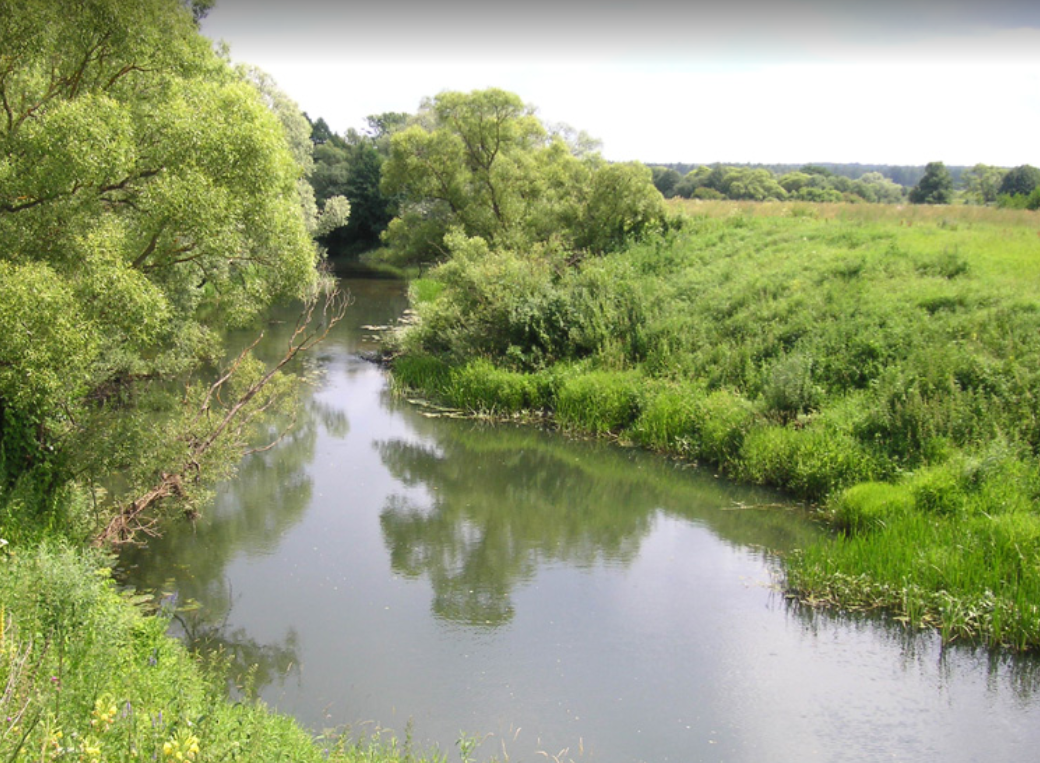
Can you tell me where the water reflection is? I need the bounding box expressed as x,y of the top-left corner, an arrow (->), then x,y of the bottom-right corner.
377,422 -> 820,629
174,606 -> 301,696
119,307 -> 334,692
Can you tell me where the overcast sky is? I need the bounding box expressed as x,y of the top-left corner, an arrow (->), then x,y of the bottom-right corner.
202,0 -> 1040,167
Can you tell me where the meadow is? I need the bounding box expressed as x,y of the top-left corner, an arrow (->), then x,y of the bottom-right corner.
391,200 -> 1040,649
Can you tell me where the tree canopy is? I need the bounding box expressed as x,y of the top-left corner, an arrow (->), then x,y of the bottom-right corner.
0,0 -> 329,537
379,88 -> 665,264
998,164 -> 1040,197
908,161 -> 954,204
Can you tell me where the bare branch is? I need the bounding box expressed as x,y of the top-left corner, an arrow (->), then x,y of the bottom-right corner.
93,286 -> 349,545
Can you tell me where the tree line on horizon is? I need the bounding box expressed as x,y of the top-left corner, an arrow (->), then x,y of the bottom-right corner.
649,161 -> 1040,208
304,109 -> 1040,257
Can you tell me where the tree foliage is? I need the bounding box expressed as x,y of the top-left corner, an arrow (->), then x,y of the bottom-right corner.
380,88 -> 665,265
962,163 -> 1007,205
998,164 -> 1040,198
908,161 -> 954,204
305,112 -> 403,255
670,164 -> 905,204
0,0 -> 327,536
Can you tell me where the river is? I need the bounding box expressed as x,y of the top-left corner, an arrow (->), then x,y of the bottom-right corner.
120,275 -> 1040,763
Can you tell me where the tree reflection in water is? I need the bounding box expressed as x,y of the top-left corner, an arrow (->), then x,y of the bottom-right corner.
376,421 -> 818,629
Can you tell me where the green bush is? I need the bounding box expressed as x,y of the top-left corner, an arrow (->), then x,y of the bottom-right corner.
695,390 -> 756,467
445,359 -> 535,413
739,425 -> 878,501
908,463 -> 967,516
829,481 -> 914,535
556,370 -> 644,434
760,353 -> 820,420
631,384 -> 705,455
391,353 -> 452,395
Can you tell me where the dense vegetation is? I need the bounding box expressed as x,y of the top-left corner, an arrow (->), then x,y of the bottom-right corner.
0,2 -> 436,761
390,199 -> 1040,650
305,112 -> 406,256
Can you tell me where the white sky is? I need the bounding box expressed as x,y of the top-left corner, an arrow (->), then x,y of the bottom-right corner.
202,0 -> 1040,167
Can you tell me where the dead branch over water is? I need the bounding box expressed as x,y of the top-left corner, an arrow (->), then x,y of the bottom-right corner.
94,287 -> 348,546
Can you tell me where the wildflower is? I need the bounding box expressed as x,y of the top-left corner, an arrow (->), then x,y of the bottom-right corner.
163,730 -> 201,761
82,735 -> 103,761
91,696 -> 118,730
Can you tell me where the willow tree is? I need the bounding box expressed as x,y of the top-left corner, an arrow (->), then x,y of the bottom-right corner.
380,88 -> 665,264
0,0 -> 336,541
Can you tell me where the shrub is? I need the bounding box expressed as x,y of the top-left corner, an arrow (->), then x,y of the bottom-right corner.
630,384 -> 706,454
908,463 -> 967,515
696,390 -> 756,467
829,481 -> 914,535
444,359 -> 534,413
739,425 -> 879,501
760,353 -> 820,420
556,370 -> 644,434
390,353 -> 452,395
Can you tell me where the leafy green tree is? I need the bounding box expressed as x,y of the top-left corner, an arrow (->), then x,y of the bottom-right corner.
962,164 -> 1007,205
998,165 -> 1040,197
715,167 -> 788,201
306,112 -> 405,255
909,161 -> 954,204
673,166 -> 714,199
778,171 -> 814,194
0,0 -> 329,538
650,166 -> 682,198
307,114 -> 335,145
380,88 -> 664,264
853,172 -> 905,203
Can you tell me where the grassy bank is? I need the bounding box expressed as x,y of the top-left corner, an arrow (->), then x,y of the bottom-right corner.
0,543 -> 451,763
390,201 -> 1040,649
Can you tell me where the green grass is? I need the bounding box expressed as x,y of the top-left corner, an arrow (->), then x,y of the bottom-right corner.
0,543 -> 460,763
392,200 -> 1040,649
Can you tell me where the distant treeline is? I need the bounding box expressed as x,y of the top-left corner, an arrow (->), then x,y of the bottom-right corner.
652,162 -> 971,188
647,163 -> 909,204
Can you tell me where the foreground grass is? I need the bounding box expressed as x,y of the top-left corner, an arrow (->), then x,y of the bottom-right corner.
391,201 -> 1040,650
0,543 -> 455,763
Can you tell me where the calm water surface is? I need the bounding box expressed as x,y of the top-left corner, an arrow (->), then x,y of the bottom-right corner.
121,277 -> 1040,763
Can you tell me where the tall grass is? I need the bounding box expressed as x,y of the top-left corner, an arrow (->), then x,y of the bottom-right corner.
0,543 -> 454,762
392,201 -> 1040,649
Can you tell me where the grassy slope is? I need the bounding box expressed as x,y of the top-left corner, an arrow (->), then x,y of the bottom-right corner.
393,200 -> 1040,649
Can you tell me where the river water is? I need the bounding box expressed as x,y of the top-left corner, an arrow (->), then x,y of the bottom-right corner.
120,276 -> 1040,763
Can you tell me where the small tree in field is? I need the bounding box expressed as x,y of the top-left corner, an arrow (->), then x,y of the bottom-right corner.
909,162 -> 954,204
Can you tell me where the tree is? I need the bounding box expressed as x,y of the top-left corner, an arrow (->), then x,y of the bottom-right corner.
650,166 -> 682,198
909,161 -> 953,204
962,164 -> 1007,204
998,165 -> 1040,197
0,0 -> 330,538
380,88 -> 664,264
308,115 -> 335,145
305,112 -> 405,255
854,172 -> 905,203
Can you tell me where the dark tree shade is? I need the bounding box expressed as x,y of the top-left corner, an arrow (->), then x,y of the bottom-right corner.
650,167 -> 682,198
909,161 -> 953,204
999,165 -> 1040,197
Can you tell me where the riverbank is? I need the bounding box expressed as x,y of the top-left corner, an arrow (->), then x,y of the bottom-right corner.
0,542 -> 455,763
388,200 -> 1040,650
